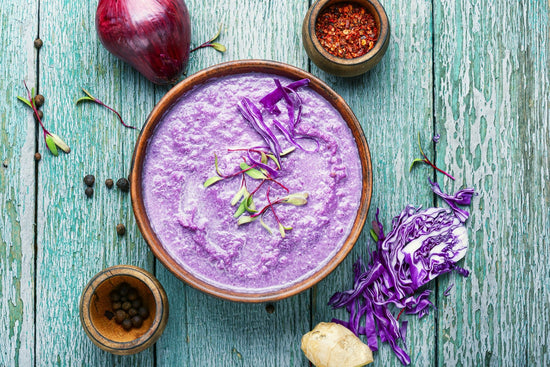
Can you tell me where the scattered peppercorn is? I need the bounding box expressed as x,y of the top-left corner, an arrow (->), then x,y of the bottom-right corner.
265,303 -> 275,314
2,160 -> 8,168
83,174 -> 95,187
105,178 -> 114,189
85,187 -> 94,198
315,3 -> 379,59
107,283 -> 150,331
34,110 -> 44,121
34,94 -> 45,107
34,38 -> 43,49
116,223 -> 126,236
116,177 -> 130,192
34,152 -> 41,161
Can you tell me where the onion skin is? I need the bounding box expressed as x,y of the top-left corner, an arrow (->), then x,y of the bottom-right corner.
96,0 -> 191,85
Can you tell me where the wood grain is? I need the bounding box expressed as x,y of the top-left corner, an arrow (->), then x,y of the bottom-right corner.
0,1 -> 38,366
35,0 -> 156,365
434,0 -> 550,365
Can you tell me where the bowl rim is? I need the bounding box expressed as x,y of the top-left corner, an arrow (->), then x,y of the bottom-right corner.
130,59 -> 372,302
305,0 -> 390,66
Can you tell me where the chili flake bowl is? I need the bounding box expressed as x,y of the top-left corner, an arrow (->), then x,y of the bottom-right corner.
130,60 -> 372,303
79,265 -> 169,355
302,0 -> 390,77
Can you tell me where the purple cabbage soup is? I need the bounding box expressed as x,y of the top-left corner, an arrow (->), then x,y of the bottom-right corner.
142,72 -> 362,293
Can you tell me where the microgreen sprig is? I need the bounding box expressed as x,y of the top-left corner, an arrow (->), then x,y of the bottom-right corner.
190,24 -> 227,53
409,133 -> 455,180
18,81 -> 70,156
76,88 -> 137,130
203,149 -> 307,237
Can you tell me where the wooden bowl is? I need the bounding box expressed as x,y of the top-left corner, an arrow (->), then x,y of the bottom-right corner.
130,60 -> 372,302
302,0 -> 390,77
79,265 -> 169,355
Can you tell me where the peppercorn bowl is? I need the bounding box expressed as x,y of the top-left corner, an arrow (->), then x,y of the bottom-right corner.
302,0 -> 390,77
79,265 -> 169,355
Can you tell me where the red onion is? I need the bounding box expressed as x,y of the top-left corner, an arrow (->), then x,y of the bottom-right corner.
96,0 -> 191,85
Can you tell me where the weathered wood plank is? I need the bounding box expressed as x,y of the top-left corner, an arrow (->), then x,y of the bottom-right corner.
311,0 -> 438,365
0,1 -> 38,366
35,0 -> 156,365
155,1 -> 312,366
434,0 -> 550,365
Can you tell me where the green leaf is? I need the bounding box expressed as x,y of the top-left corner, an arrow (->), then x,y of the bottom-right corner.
417,132 -> 425,157
17,96 -> 32,108
240,162 -> 267,180
214,153 -> 223,176
210,42 -> 226,52
208,24 -> 223,43
280,147 -> 295,156
370,229 -> 379,243
231,186 -> 247,206
282,192 -> 309,206
45,134 -> 58,156
76,96 -> 95,104
234,196 -> 247,218
261,152 -> 268,164
260,215 -> 273,234
203,176 -> 223,188
237,215 -> 256,225
244,194 -> 257,213
49,133 -> 71,153
266,153 -> 281,169
409,158 -> 425,172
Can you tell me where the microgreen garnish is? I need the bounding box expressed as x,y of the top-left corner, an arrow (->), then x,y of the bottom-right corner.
76,88 -> 137,130
409,133 -> 455,180
203,79 -> 316,237
18,81 -> 70,156
190,24 -> 227,53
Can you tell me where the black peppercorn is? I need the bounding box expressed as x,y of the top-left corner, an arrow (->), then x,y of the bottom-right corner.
109,290 -> 121,302
112,302 -> 122,310
128,308 -> 138,317
34,152 -> 41,161
122,301 -> 132,311
34,94 -> 45,107
116,224 -> 126,236
105,178 -> 114,189
138,306 -> 149,319
84,187 -> 93,198
114,310 -> 127,324
116,177 -> 130,192
83,174 -> 95,187
34,38 -> 43,49
122,318 -> 133,330
265,304 -> 275,314
127,289 -> 138,301
34,110 -> 44,121
131,315 -> 143,328
131,299 -> 141,309
119,283 -> 130,296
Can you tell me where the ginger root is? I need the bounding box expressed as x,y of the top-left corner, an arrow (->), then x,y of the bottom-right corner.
301,322 -> 373,367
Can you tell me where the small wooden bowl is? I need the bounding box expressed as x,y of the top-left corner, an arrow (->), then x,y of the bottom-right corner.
79,265 -> 169,355
130,60 -> 372,302
302,0 -> 390,77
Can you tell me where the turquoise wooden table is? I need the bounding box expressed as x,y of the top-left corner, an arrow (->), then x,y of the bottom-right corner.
1,0 -> 549,365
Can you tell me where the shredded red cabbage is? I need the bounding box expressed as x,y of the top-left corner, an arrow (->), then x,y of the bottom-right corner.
329,181 -> 475,365
259,78 -> 309,114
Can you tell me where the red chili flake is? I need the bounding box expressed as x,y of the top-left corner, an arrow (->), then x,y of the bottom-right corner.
315,3 -> 379,59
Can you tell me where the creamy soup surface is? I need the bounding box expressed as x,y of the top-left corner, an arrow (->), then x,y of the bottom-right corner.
142,72 -> 362,293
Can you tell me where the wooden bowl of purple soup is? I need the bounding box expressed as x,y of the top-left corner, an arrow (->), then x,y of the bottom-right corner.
130,60 -> 372,302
